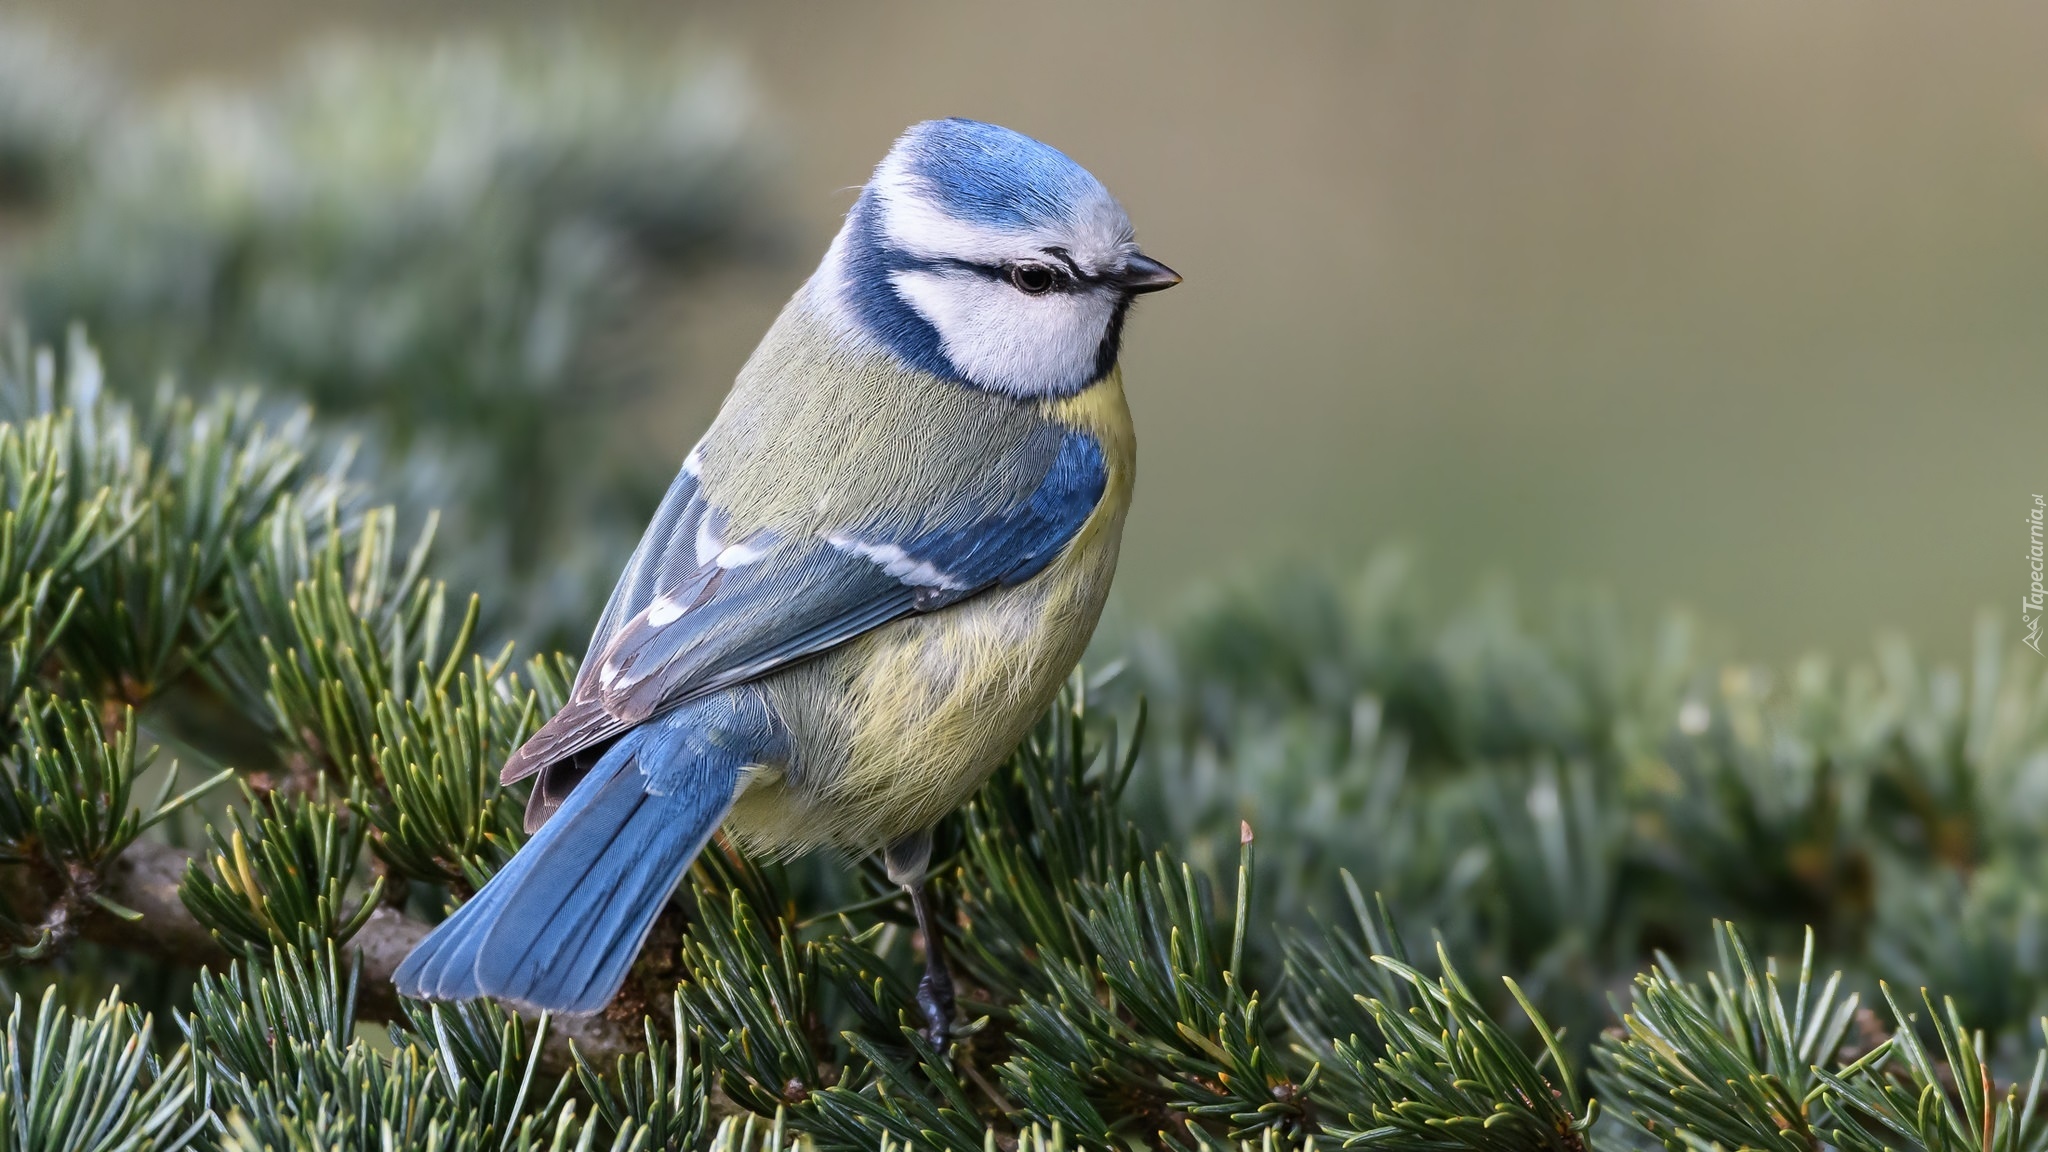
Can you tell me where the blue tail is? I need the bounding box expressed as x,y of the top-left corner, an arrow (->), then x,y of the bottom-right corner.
394,688 -> 786,1014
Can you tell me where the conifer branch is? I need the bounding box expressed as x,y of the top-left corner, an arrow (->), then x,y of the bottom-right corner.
80,836 -> 639,1075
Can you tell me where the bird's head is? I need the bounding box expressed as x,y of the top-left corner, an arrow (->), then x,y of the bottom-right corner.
816,118 -> 1179,399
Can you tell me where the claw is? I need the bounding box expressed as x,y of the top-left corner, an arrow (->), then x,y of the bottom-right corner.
916,960 -> 955,1046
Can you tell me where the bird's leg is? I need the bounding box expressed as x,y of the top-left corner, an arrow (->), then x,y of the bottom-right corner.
907,879 -> 956,1046
884,829 -> 953,1046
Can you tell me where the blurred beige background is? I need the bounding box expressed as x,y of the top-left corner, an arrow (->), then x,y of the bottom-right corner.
14,0 -> 2045,660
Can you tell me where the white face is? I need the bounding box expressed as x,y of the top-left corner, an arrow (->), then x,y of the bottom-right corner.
819,148 -> 1142,398
887,264 -> 1122,399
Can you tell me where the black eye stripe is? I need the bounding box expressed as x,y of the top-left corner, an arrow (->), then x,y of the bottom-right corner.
927,255 -> 1095,292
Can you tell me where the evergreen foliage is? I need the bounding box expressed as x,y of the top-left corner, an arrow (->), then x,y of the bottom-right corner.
0,322 -> 2043,1150
0,330 -> 2035,1151
1118,556 -> 2048,1076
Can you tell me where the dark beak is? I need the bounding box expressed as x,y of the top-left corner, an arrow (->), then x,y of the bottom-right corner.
1115,252 -> 1182,294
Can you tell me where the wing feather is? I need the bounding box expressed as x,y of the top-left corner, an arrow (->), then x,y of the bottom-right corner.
502,427 -> 1106,787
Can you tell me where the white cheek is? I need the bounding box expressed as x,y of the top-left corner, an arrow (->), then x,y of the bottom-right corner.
890,270 -> 1112,396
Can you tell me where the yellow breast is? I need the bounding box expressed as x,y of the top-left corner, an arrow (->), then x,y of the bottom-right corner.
726,370 -> 1135,858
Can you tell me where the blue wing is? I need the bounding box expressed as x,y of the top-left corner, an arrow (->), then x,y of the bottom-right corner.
501,428 -> 1107,818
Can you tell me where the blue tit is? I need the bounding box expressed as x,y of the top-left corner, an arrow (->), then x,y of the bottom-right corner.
394,118 -> 1179,1035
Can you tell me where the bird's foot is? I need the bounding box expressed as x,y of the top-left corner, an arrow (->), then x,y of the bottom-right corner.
916,955 -> 956,1046
904,873 -> 957,1047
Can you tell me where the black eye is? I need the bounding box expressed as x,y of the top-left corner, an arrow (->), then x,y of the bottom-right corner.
1008,262 -> 1057,295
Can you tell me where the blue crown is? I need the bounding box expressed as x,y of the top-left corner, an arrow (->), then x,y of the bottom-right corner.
897,119 -> 1106,231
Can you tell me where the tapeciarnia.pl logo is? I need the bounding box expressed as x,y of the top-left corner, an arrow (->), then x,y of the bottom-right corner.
2027,494 -> 2045,655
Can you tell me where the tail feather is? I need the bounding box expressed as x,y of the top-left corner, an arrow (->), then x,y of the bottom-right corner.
476,770 -> 728,1014
395,852 -> 530,1001
394,694 -> 764,1014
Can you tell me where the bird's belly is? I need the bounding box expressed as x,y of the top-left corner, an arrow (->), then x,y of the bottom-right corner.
727,517 -> 1123,858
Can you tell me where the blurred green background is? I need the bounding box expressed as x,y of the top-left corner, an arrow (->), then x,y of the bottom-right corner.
4,0 -> 2044,660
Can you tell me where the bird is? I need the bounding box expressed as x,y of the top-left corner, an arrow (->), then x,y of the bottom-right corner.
393,118 -> 1179,1038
